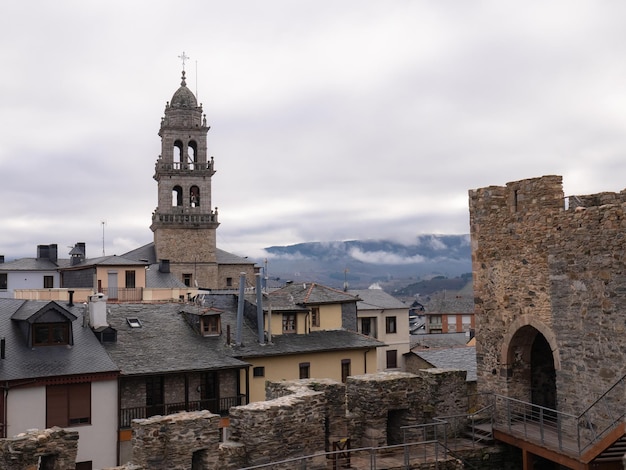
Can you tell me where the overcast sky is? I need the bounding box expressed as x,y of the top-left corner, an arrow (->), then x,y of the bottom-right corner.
2,1 -> 626,261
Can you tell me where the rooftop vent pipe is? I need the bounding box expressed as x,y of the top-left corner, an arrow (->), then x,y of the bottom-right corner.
255,273 -> 264,345
235,272 -> 245,346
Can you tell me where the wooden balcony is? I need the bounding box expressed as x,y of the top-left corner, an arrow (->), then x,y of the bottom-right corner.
119,394 -> 247,428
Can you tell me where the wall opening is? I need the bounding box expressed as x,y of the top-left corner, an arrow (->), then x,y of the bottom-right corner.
191,449 -> 208,470
188,140 -> 198,169
531,333 -> 556,410
172,185 -> 183,207
173,140 -> 183,169
506,325 -> 557,409
190,185 -> 200,207
38,455 -> 57,470
386,409 -> 408,445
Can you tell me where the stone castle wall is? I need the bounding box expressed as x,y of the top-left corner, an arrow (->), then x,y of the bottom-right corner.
469,174 -> 626,414
9,371 -> 472,469
0,427 -> 78,470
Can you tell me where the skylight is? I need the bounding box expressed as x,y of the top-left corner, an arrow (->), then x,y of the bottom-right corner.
126,318 -> 142,328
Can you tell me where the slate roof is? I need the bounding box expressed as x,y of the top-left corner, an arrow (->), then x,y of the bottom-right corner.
145,264 -> 187,289
350,288 -> 408,311
103,302 -> 249,376
424,291 -> 474,314
267,282 -> 360,311
0,299 -> 118,382
62,254 -> 147,270
102,293 -> 384,374
411,332 -> 471,349
122,242 -> 256,266
0,257 -> 71,271
410,346 -> 477,382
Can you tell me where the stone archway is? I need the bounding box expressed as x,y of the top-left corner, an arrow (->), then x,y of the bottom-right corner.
500,315 -> 559,408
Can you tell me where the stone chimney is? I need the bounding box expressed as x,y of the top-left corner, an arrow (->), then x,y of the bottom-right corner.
70,242 -> 86,266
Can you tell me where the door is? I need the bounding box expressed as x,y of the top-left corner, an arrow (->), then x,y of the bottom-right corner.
107,271 -> 118,300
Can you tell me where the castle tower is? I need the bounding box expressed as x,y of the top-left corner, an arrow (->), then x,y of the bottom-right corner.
150,70 -> 219,289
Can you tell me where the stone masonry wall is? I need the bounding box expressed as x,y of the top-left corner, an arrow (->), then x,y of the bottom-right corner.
228,387 -> 326,469
469,174 -> 626,416
347,370 -> 467,448
0,427 -> 78,470
266,378 -> 348,449
130,411 -> 221,470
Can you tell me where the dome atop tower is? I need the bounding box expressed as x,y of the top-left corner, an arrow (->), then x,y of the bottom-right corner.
170,71 -> 197,108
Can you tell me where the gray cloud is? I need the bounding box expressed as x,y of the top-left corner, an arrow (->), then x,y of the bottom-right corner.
2,0 -> 626,260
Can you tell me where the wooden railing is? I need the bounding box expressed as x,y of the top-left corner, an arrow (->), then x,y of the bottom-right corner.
119,395 -> 246,428
100,288 -> 142,302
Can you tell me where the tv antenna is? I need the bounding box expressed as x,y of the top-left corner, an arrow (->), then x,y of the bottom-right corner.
101,220 -> 106,256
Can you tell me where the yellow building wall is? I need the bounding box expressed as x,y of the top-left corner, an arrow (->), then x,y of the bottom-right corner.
264,311 -> 309,336
242,348 -> 378,403
95,266 -> 147,289
316,304 -> 343,330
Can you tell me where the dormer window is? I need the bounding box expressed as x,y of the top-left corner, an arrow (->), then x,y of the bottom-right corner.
201,315 -> 220,336
33,323 -> 70,346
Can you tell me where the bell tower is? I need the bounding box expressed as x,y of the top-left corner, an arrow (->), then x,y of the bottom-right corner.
150,70 -> 219,289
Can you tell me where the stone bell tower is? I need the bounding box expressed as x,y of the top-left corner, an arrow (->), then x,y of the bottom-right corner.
150,70 -> 219,289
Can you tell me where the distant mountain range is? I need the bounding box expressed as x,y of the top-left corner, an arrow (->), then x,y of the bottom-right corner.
253,235 -> 472,291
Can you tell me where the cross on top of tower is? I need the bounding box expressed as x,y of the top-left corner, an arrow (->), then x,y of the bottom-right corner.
178,51 -> 189,71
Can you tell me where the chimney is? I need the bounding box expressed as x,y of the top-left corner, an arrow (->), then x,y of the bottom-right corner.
255,273 -> 264,345
49,244 -> 58,264
236,272 -> 245,346
88,293 -> 109,329
159,259 -> 170,273
68,290 -> 74,307
37,244 -> 49,260
70,242 -> 86,266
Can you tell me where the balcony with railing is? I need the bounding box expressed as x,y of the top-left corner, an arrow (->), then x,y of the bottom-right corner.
119,394 -> 247,428
100,287 -> 143,302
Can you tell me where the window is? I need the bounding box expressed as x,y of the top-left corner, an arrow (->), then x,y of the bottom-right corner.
43,275 -> 54,288
126,318 -> 142,328
226,277 -> 233,287
282,314 -> 296,333
183,273 -> 192,287
299,362 -> 310,379
0,273 -> 6,290
146,376 -> 164,417
311,307 -> 320,327
385,316 -> 397,334
253,367 -> 265,377
386,350 -> 398,369
33,323 -> 70,346
428,315 -> 443,333
341,359 -> 351,383
447,314 -> 457,332
202,315 -> 220,335
46,383 -> 91,427
361,317 -> 377,338
125,270 -> 136,288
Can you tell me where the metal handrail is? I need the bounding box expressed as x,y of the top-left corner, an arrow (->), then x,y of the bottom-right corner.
494,387 -> 626,458
237,440 -> 449,470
